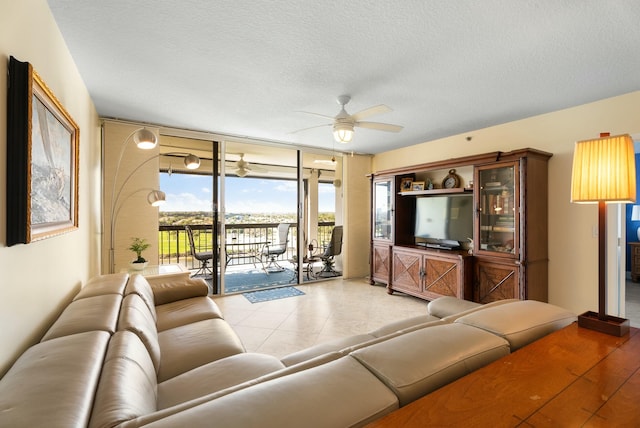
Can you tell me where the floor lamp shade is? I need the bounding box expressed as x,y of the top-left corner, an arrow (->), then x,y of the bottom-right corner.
570,134 -> 636,203
570,133 -> 636,336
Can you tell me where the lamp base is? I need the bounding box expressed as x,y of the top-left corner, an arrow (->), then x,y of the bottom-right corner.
578,311 -> 630,337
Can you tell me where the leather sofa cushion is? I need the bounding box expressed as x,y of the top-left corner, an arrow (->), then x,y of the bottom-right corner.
0,331 -> 110,428
281,333 -> 374,367
144,356 -> 399,428
155,296 -> 223,332
438,298 -> 519,323
157,318 -> 245,382
427,296 -> 482,319
152,278 -> 209,305
369,314 -> 439,337
351,323 -> 510,406
455,300 -> 577,350
89,331 -> 157,428
74,273 -> 129,300
119,293 -> 162,373
124,274 -> 157,322
41,294 -> 121,341
158,353 -> 285,409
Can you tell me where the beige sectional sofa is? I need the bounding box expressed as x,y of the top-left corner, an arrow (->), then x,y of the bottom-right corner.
0,273 -> 577,427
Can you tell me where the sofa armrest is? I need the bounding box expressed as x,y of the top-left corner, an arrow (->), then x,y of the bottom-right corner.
152,278 -> 209,305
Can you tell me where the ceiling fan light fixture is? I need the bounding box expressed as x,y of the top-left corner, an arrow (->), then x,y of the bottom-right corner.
333,122 -> 354,143
236,167 -> 248,177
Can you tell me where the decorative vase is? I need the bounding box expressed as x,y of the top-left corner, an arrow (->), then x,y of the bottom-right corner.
129,261 -> 148,271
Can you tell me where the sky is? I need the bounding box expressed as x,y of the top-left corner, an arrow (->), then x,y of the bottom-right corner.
159,173 -> 336,213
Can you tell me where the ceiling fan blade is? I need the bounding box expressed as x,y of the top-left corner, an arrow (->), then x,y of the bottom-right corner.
351,104 -> 392,121
355,121 -> 403,133
296,111 -> 335,120
289,123 -> 332,134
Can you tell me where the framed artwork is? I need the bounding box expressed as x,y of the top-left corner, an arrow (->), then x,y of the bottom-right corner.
6,56 -> 79,245
400,177 -> 413,192
412,181 -> 425,191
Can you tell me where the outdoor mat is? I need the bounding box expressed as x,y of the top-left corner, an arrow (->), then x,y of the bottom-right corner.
243,286 -> 305,303
223,268 -> 295,293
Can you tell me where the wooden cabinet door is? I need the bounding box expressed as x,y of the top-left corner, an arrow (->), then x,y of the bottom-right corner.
391,248 -> 422,294
474,259 -> 520,303
423,255 -> 462,300
371,243 -> 391,285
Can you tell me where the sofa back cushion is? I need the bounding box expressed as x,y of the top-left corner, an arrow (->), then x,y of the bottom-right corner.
74,273 -> 129,300
118,293 -> 162,373
0,331 -> 110,428
89,331 -> 158,428
124,274 -> 157,323
454,300 -> 577,350
41,294 -> 122,341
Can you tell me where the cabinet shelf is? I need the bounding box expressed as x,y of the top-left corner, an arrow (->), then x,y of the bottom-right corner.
399,188 -> 472,196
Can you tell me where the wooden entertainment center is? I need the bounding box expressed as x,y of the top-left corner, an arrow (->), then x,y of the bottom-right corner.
370,148 -> 552,303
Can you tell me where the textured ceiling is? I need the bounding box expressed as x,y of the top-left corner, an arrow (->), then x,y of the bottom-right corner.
47,0 -> 640,155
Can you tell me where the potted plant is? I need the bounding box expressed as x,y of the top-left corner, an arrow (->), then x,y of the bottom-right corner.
128,237 -> 150,270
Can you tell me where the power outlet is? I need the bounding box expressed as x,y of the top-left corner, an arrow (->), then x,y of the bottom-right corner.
592,225 -> 598,238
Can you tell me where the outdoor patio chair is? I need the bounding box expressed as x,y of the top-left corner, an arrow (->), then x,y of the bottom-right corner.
262,223 -> 290,272
185,225 -> 213,277
317,225 -> 343,278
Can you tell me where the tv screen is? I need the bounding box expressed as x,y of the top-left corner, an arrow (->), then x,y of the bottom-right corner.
414,194 -> 473,247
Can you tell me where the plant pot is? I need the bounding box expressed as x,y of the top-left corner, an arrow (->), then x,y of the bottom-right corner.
129,261 -> 148,271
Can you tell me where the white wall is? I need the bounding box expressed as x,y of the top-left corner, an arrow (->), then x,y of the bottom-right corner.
0,0 -> 100,376
373,91 -> 640,315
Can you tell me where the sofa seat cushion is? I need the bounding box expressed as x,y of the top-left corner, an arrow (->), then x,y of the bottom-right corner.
145,356 -> 398,428
89,331 -> 158,428
41,294 -> 122,341
158,353 -> 285,409
351,323 -> 510,406
454,300 -> 577,351
0,331 -> 110,428
158,318 -> 246,381
74,273 -> 129,300
155,297 -> 223,332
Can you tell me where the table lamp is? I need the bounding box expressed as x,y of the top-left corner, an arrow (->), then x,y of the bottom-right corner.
632,206 -> 640,240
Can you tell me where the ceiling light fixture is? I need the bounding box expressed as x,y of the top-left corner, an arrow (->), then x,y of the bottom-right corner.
333,121 -> 354,143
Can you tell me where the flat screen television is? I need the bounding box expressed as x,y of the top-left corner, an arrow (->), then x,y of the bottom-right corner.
414,194 -> 474,249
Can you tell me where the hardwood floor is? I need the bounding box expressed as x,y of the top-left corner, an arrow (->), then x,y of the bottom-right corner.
367,323 -> 640,427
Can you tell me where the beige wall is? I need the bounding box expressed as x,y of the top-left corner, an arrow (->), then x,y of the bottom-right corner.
0,0 -> 100,376
343,154 -> 372,278
373,91 -> 640,315
101,121 -> 161,273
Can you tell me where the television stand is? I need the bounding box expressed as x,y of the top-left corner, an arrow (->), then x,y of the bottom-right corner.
425,243 -> 457,250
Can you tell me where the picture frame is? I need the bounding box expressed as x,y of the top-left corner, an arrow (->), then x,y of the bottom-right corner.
400,177 -> 413,192
7,56 -> 79,245
412,181 -> 425,191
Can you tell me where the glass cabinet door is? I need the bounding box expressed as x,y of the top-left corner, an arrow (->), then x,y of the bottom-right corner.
476,162 -> 519,257
373,178 -> 393,241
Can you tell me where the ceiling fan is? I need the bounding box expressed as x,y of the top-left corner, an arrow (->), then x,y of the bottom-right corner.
293,95 -> 403,143
227,153 -> 267,177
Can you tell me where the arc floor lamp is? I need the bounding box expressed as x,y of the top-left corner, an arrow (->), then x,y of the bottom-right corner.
570,132 -> 635,336
108,127 -> 200,273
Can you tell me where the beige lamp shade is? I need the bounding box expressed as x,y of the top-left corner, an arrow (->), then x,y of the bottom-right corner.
570,134 -> 636,203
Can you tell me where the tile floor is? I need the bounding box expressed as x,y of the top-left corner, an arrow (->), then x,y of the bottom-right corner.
212,277 -> 428,359
212,277 -> 640,360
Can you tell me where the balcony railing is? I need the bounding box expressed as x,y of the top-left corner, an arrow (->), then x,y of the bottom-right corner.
159,222 -> 335,270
